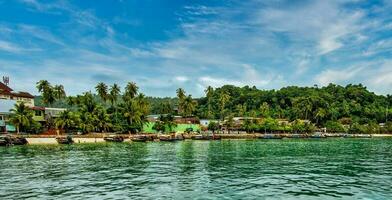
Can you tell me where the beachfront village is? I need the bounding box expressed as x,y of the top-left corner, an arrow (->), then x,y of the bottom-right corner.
1,78 -> 392,144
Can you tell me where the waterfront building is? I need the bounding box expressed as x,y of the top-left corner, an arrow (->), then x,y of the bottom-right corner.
0,81 -> 35,107
0,99 -> 17,133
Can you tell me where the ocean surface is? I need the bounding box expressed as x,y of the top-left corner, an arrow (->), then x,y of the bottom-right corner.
1,139 -> 392,200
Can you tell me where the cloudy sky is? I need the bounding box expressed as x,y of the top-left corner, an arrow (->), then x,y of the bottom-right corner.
0,0 -> 391,97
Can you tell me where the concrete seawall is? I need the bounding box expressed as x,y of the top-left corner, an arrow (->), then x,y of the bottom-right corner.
26,137 -> 107,144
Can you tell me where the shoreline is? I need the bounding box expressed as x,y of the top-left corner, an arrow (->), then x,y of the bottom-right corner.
14,133 -> 392,145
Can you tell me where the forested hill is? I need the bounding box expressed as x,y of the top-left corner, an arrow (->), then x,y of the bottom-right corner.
35,83 -> 392,125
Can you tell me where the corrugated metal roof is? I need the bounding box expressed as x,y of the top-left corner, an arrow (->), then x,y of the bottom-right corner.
0,100 -> 17,113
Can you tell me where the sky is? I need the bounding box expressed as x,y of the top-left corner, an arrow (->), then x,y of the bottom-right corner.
0,0 -> 391,97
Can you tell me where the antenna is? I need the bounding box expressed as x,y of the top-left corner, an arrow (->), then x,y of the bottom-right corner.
2,76 -> 9,85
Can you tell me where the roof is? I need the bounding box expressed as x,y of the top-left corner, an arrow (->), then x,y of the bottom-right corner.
11,91 -> 34,99
0,82 -> 13,93
31,106 -> 45,111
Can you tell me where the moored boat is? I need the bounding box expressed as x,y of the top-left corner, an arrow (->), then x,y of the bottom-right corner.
193,134 -> 221,140
344,134 -> 372,138
0,135 -> 10,146
104,135 -> 124,142
9,136 -> 28,145
131,135 -> 149,142
259,134 -> 283,139
56,136 -> 74,144
0,135 -> 28,146
310,133 -> 326,138
159,134 -> 183,142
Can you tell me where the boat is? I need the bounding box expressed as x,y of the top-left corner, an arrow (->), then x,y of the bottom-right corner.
0,135 -> 10,146
104,135 -> 124,142
159,134 -> 183,142
0,135 -> 28,146
286,134 -> 307,138
344,134 -> 372,138
310,133 -> 326,138
131,135 -> 149,142
259,134 -> 283,139
192,134 -> 221,140
56,136 -> 74,144
9,136 -> 28,145
193,135 -> 208,140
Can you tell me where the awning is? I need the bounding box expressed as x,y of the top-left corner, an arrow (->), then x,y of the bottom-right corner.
6,125 -> 16,132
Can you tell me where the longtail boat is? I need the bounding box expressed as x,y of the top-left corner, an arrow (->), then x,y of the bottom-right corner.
104,135 -> 124,142
0,135 -> 28,146
259,134 -> 283,139
131,135 -> 149,142
0,135 -> 10,146
159,134 -> 184,142
9,136 -> 28,145
193,134 -> 221,140
56,136 -> 74,144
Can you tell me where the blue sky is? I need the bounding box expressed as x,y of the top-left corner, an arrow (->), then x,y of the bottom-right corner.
0,0 -> 391,97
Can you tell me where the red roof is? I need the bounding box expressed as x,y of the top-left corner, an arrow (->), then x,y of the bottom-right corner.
12,92 -> 34,99
31,106 -> 45,111
0,82 -> 13,93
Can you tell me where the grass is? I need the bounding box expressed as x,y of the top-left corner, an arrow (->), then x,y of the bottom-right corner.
143,122 -> 201,133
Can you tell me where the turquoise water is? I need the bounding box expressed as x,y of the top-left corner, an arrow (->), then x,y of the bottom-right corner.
1,139 -> 392,199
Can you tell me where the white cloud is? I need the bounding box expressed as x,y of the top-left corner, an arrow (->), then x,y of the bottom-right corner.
174,76 -> 189,83
315,60 -> 392,94
316,66 -> 364,86
0,40 -> 41,53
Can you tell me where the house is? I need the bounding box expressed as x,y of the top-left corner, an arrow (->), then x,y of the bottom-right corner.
200,119 -> 215,127
0,99 -> 17,133
0,81 -> 35,107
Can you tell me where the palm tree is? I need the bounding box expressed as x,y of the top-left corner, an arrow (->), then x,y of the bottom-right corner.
9,103 -> 34,134
95,82 -> 108,102
223,114 -> 234,134
176,88 -> 186,115
55,110 -> 78,133
109,84 -> 121,123
53,85 -> 66,99
93,106 -> 112,132
109,84 -> 121,106
124,82 -> 138,100
205,86 -> 214,118
36,80 -> 51,93
219,91 -> 230,120
183,95 -> 197,117
36,80 -> 64,106
122,100 -> 143,133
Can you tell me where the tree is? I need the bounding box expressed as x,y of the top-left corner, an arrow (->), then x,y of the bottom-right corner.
219,91 -> 230,120
259,102 -> 270,118
205,86 -> 214,118
183,95 -> 197,117
208,121 -> 219,134
124,82 -> 138,100
154,114 -> 177,133
36,80 -> 66,106
9,103 -> 34,134
53,85 -> 66,100
109,84 -> 121,106
95,82 -> 108,102
325,121 -> 346,133
176,88 -> 186,115
55,110 -> 78,133
223,114 -> 235,134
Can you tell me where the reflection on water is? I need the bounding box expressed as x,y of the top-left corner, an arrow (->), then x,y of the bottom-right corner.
1,139 -> 392,199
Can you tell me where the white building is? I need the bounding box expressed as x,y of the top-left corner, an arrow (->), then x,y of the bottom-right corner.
0,82 -> 35,107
